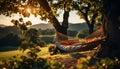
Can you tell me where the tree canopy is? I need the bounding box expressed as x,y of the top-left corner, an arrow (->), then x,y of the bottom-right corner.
73,0 -> 103,33
0,0 -> 103,35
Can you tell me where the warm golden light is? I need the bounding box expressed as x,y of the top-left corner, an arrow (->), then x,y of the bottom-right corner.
27,8 -> 31,13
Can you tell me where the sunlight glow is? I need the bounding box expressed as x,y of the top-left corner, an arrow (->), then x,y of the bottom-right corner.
27,8 -> 31,13
0,11 -> 85,26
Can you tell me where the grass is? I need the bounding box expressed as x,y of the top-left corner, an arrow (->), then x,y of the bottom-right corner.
0,47 -> 50,59
0,50 -> 23,58
37,47 -> 50,57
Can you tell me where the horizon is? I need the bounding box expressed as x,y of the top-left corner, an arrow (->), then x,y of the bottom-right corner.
0,11 -> 85,26
0,22 -> 86,26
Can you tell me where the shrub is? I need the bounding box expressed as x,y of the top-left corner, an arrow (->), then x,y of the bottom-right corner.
48,44 -> 60,55
40,37 -> 54,44
76,29 -> 89,38
76,56 -> 120,69
36,39 -> 46,47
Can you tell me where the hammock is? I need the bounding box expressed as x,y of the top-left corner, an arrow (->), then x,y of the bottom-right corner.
55,27 -> 105,53
55,36 -> 105,52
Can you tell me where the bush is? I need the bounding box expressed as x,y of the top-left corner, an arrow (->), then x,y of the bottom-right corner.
36,39 -> 46,47
76,29 -> 89,38
48,44 -> 60,55
40,37 -> 54,44
68,30 -> 78,37
0,33 -> 21,46
76,56 -> 120,69
0,51 -> 120,69
0,47 -> 63,69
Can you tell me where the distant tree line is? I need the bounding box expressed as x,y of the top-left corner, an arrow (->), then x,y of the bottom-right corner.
0,26 -> 88,47
38,28 -> 55,35
0,33 -> 21,46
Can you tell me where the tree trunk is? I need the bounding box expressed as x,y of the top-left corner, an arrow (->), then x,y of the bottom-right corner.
88,24 -> 94,34
85,19 -> 94,34
84,14 -> 94,34
38,0 -> 69,41
56,9 -> 70,41
38,0 -> 61,32
97,0 -> 120,58
62,10 -> 69,34
89,12 -> 98,34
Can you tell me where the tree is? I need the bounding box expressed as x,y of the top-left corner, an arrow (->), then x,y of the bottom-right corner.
0,0 -> 75,41
11,18 -> 32,34
97,0 -> 120,58
73,0 -> 102,34
25,28 -> 38,44
72,0 -> 120,58
76,29 -> 88,38
48,0 -> 73,34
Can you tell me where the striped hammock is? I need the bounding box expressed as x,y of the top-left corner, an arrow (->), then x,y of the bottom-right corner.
55,27 -> 105,52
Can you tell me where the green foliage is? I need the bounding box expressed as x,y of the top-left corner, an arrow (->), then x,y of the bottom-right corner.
76,29 -> 89,38
68,30 -> 78,37
27,47 -> 41,58
38,29 -> 55,35
76,57 -> 120,69
74,0 -> 103,24
25,28 -> 38,43
0,55 -> 49,69
11,18 -> 32,35
48,44 -> 60,55
18,40 -> 34,52
96,58 -> 120,69
49,0 -> 74,14
0,33 -> 21,46
36,39 -> 46,47
76,56 -> 92,69
40,36 -> 54,44
0,45 -> 63,69
0,48 -> 120,69
46,59 -> 63,69
73,0 -> 103,33
48,44 -> 68,55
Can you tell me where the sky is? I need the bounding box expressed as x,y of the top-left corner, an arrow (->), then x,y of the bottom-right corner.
0,11 -> 85,26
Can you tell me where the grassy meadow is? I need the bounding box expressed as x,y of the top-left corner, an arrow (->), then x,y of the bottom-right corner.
0,36 -> 120,69
0,47 -> 49,59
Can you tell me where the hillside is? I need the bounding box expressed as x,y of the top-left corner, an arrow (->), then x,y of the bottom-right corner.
0,26 -> 20,38
0,23 -> 88,37
0,26 -> 21,46
0,24 -> 6,27
68,23 -> 88,31
29,23 -> 88,31
29,23 -> 53,30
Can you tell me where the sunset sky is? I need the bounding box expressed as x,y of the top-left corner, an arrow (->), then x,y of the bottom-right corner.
0,11 -> 85,26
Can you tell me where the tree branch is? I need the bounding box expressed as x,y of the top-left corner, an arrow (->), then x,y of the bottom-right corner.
37,0 -> 62,32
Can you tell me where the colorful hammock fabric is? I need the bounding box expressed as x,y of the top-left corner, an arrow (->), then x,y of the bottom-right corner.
55,42 -> 83,52
55,37 -> 105,52
55,27 -> 105,52
59,39 -> 80,46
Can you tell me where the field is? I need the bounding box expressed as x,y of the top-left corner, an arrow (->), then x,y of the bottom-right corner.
0,46 -> 119,69
0,47 -> 49,59
0,38 -> 119,69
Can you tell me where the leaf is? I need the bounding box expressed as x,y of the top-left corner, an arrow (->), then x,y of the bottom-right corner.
26,21 -> 32,25
19,18 -> 23,22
